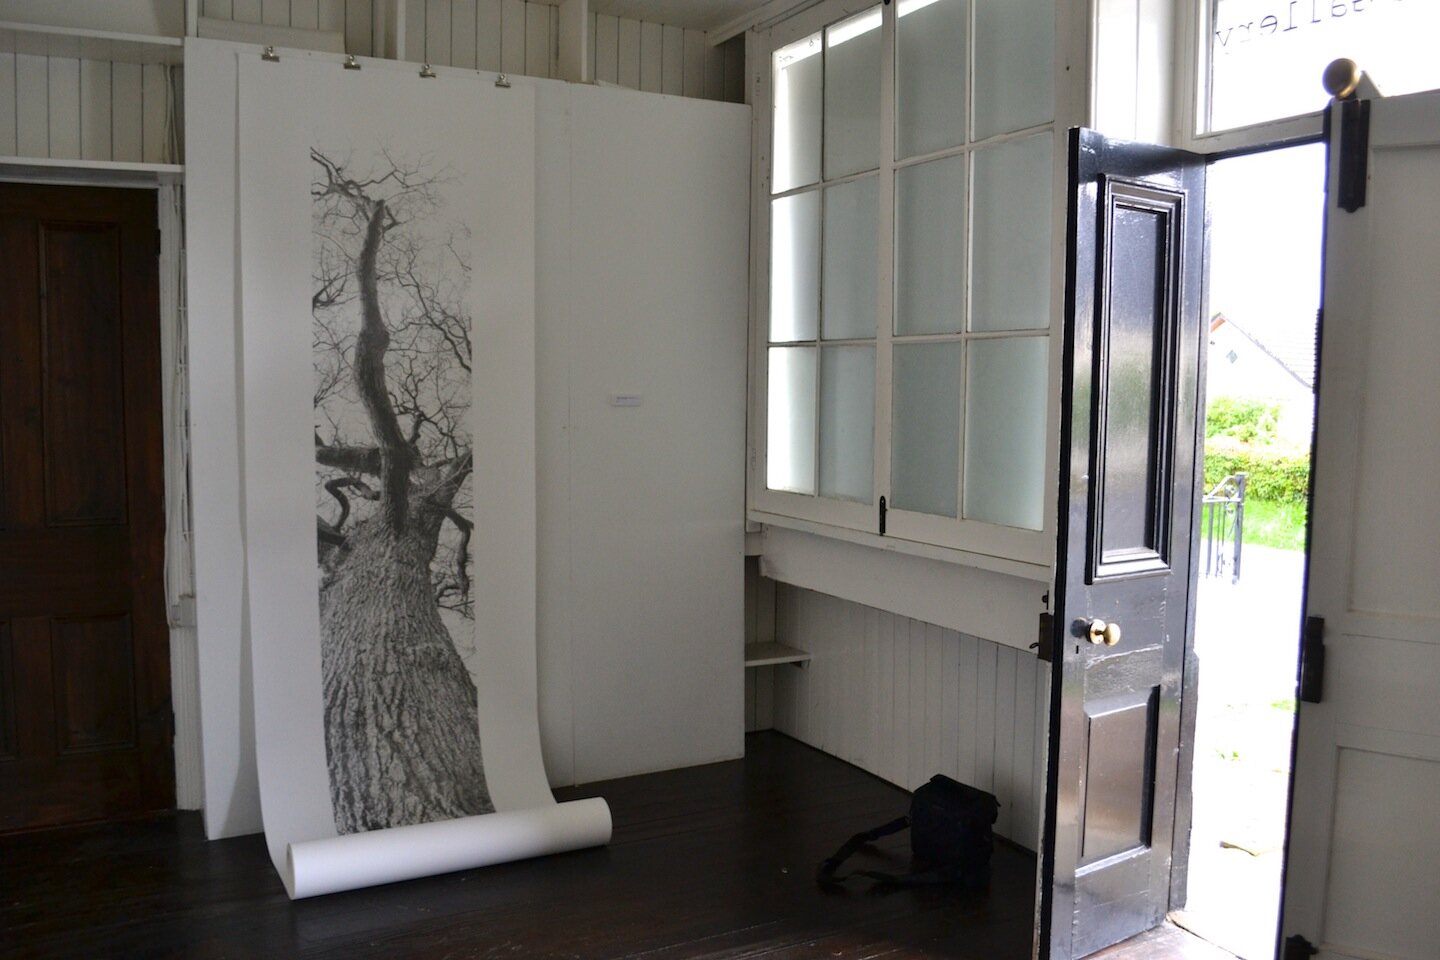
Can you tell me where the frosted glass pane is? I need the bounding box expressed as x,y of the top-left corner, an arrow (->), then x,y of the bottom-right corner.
972,0 -> 1052,138
822,175 -> 878,340
891,342 -> 961,517
895,155 -> 965,336
772,34 -> 822,193
964,337 -> 1048,529
770,191 -> 821,342
767,347 -> 817,494
823,6 -> 881,179
971,133 -> 1051,332
819,345 -> 875,503
896,0 -> 967,159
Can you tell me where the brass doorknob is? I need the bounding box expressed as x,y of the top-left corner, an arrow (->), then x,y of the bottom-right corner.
1087,619 -> 1122,646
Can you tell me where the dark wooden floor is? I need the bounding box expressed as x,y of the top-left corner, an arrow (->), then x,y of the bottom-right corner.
1,732 -> 1039,959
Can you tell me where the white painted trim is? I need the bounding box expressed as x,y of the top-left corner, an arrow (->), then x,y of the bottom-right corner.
750,510 -> 1051,583
708,0 -> 827,47
0,156 -> 183,185
759,525 -> 1049,651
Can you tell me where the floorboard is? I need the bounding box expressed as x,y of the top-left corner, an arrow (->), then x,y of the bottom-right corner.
1,732 -> 1038,959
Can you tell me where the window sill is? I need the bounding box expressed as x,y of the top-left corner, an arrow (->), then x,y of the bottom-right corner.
747,508 -> 1052,583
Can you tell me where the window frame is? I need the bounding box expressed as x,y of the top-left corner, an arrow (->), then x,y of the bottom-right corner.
1174,0 -> 1326,153
745,0 -> 1063,570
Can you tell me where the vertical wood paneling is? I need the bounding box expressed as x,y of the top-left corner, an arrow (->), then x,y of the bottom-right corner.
426,0 -> 451,65
0,54 -> 17,156
344,0 -> 373,58
141,64 -> 168,165
661,24 -> 683,96
682,30 -> 706,99
993,646 -> 1017,838
524,2 -> 549,78
941,628 -> 960,779
110,62 -> 143,163
291,0 -> 320,31
500,0 -> 525,74
15,55 -> 48,158
638,21 -> 662,93
404,0 -> 426,62
593,14 -> 618,85
318,0 -> 345,34
46,58 -> 80,159
205,0 -> 235,19
772,584 -> 1048,850
262,0 -> 290,27
476,0 -> 502,73
233,0 -> 262,24
703,37 -> 724,102
616,17 -> 640,90
451,0 -> 478,68
79,60 -> 112,162
723,35 -> 745,103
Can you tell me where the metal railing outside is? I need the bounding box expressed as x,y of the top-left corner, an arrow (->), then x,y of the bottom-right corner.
1203,472 -> 1247,583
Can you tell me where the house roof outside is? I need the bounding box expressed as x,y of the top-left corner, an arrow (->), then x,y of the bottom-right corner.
1209,311 -> 1316,391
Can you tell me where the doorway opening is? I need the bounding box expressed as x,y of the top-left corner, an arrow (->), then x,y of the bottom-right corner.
1173,142 -> 1326,959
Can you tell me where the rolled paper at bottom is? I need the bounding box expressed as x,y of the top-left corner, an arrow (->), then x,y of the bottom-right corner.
284,797 -> 613,899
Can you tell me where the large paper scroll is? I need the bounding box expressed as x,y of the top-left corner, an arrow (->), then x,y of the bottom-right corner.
235,54 -> 609,899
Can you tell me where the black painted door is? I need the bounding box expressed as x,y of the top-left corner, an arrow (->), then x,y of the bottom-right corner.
1042,129 -> 1206,959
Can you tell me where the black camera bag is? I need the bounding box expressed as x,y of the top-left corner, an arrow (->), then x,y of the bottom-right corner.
816,774 -> 999,888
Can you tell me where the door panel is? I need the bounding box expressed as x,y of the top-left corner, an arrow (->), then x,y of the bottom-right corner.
0,183 -> 171,831
1046,129 -> 1205,960
1281,89 -> 1440,960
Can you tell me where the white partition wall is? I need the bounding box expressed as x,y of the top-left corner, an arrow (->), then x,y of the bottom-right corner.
186,39 -> 750,837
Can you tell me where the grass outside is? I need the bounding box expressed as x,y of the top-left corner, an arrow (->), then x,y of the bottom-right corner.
1239,499 -> 1307,551
1199,498 -> 1308,553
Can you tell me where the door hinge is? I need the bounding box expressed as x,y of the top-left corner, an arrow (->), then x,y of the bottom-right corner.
1299,615 -> 1326,704
878,495 -> 887,536
1032,611 -> 1054,662
1337,97 -> 1369,213
1282,934 -> 1318,959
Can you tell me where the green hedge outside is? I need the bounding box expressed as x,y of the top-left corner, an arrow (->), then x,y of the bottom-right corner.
1203,436 -> 1310,505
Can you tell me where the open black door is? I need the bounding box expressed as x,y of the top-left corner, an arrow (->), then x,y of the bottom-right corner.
1041,129 -> 1206,959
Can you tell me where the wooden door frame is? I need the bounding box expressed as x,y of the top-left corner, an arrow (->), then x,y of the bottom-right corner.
0,165 -> 186,824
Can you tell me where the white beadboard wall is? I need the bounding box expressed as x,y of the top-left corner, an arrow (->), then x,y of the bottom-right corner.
755,583 -> 1051,852
200,0 -> 744,102
0,54 -> 176,163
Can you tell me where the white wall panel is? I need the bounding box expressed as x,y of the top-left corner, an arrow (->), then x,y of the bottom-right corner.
500,0 -> 524,73
638,20 -> 661,93
14,53 -> 45,157
771,584 -> 1050,851
451,0 -> 477,68
660,23 -> 682,95
524,1 -> 548,77
184,42 -> 753,834
476,0 -> 501,72
0,53 -> 17,156
425,0 -> 450,63
79,60 -> 111,161
110,61 -> 144,162
45,57 -> 79,158
142,63 -> 169,163
616,16 -> 639,89
592,13 -> 617,85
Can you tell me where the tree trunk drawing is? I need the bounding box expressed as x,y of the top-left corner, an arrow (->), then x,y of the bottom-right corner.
311,147 -> 492,832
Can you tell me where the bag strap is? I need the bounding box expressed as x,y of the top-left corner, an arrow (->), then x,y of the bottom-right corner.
815,816 -> 909,885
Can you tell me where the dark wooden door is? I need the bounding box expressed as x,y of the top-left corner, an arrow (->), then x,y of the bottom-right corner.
1042,130 -> 1206,959
0,183 -> 171,831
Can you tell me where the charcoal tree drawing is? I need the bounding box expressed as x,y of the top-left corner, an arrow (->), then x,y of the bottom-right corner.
310,145 -> 493,832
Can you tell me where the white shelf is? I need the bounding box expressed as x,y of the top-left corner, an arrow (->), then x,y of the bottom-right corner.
744,642 -> 811,668
0,157 -> 184,186
0,21 -> 184,65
